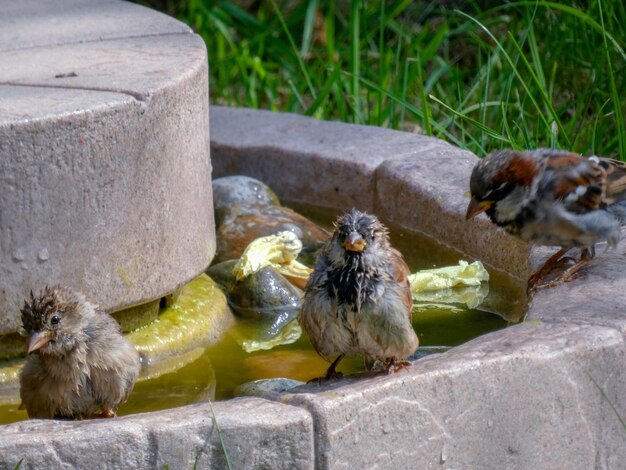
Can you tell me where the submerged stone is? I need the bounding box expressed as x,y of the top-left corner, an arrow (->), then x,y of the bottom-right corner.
212,175 -> 329,267
0,359 -> 21,405
233,378 -> 304,400
215,204 -> 329,265
111,298 -> 160,333
228,266 -> 302,325
212,175 -> 280,227
228,266 -> 302,348
128,274 -> 234,366
206,259 -> 238,292
0,334 -> 25,361
138,347 -> 206,382
208,263 -> 303,352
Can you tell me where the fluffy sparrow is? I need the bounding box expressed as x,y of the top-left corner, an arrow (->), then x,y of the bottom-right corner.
20,286 -> 140,419
466,148 -> 626,290
299,209 -> 418,381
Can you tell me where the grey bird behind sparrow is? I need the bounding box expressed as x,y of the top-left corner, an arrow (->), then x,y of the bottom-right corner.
299,209 -> 418,381
20,286 -> 140,419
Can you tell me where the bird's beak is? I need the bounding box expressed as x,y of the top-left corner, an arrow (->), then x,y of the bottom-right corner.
27,330 -> 52,354
465,197 -> 492,220
343,232 -> 366,252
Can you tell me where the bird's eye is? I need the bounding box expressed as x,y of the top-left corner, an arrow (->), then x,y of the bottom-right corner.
50,315 -> 60,325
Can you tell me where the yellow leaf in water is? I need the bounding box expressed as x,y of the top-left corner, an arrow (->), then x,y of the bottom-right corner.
408,260 -> 489,292
233,231 -> 312,282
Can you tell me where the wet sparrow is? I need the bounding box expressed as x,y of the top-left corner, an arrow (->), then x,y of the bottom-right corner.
467,148 -> 626,291
299,209 -> 418,381
20,286 -> 140,419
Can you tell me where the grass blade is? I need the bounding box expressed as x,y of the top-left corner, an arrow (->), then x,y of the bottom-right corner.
268,0 -> 317,101
455,9 -> 559,146
597,0 -> 626,159
305,66 -> 341,116
349,0 -> 362,122
429,94 -> 513,144
209,400 -> 232,470
300,0 -> 320,58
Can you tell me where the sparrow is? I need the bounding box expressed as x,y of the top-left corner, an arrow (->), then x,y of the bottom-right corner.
466,148 -> 626,291
299,209 -> 418,381
19,286 -> 140,419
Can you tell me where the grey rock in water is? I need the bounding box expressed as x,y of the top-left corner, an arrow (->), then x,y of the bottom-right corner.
234,378 -> 304,400
212,176 -> 280,227
229,267 -> 302,340
206,259 -> 239,293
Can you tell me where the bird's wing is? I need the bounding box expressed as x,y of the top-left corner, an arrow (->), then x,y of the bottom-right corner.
596,157 -> 626,205
304,251 -> 332,291
388,248 -> 414,320
540,152 -> 607,212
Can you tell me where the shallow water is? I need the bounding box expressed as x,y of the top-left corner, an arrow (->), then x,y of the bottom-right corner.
0,205 -> 526,424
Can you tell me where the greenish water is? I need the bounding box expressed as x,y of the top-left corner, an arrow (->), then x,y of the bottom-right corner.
0,205 -> 525,424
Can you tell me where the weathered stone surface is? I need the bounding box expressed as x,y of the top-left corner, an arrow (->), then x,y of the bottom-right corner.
0,2 -> 214,334
0,0 -> 192,52
211,107 -> 419,212
0,398 -> 315,470
111,298 -> 160,334
282,321 -> 626,469
528,247 -> 626,327
234,378 -> 305,400
213,175 -> 280,226
215,203 -> 329,264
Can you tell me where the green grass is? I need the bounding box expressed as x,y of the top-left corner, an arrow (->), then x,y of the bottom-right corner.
208,400 -> 232,470
138,0 -> 626,159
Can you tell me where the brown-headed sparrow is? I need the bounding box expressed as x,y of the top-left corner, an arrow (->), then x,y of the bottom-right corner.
299,209 -> 418,381
20,286 -> 140,419
467,148 -> 626,291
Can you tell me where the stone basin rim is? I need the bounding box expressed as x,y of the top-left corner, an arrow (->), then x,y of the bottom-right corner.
1,107 -> 624,469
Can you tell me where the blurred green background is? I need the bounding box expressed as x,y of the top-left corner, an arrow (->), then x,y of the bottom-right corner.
136,0 -> 625,159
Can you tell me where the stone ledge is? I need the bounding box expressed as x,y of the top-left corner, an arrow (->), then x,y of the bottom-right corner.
0,398 -> 315,469
0,0 -> 192,52
281,321 -> 625,469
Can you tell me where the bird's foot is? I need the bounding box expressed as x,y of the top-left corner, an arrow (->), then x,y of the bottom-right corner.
383,358 -> 411,374
307,370 -> 344,385
527,247 -> 572,294
307,355 -> 345,384
91,409 -> 116,419
533,254 -> 592,292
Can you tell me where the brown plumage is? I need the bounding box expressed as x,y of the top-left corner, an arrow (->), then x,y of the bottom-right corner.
19,286 -> 140,419
299,209 -> 418,381
467,149 -> 626,291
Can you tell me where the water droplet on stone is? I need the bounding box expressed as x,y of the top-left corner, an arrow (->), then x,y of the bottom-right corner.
38,248 -> 49,261
440,444 -> 449,463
